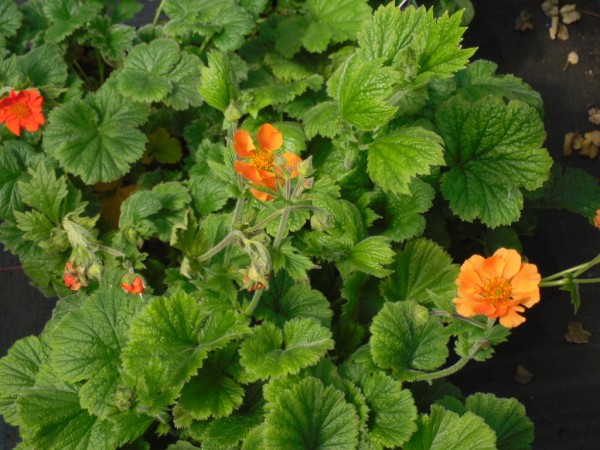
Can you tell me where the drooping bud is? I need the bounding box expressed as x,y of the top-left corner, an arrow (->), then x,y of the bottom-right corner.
298,156 -> 314,177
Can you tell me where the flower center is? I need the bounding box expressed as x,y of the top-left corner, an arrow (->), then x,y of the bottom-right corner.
250,149 -> 274,171
481,277 -> 512,305
9,103 -> 31,119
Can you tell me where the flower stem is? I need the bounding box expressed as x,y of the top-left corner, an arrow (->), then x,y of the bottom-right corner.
152,0 -> 165,26
412,340 -> 485,382
243,290 -> 264,316
272,178 -> 292,249
95,50 -> 105,84
542,254 -> 600,281
540,277 -> 600,287
197,230 -> 244,262
246,205 -> 321,233
429,310 -> 488,329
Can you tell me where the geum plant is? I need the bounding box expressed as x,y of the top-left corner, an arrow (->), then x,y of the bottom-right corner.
0,0 -> 599,449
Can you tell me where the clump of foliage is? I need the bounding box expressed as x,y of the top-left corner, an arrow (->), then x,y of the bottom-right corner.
0,1 -> 599,449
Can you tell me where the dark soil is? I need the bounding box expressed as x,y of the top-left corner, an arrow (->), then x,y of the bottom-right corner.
2,0 -> 600,448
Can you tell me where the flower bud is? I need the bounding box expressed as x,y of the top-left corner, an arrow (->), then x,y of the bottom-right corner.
224,102 -> 241,122
411,304 -> 430,326
310,209 -> 334,231
298,156 -> 314,176
302,177 -> 314,189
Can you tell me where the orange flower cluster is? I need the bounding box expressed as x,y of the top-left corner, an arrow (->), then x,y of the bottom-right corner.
63,262 -> 85,291
454,248 -> 541,328
122,274 -> 145,294
233,123 -> 302,201
0,89 -> 45,136
594,209 -> 600,229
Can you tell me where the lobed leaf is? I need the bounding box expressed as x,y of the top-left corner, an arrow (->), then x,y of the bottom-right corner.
0,336 -> 47,425
239,318 -> 334,381
368,126 -> 445,195
264,377 -> 360,449
44,86 -> 149,184
380,238 -> 459,310
437,95 -> 551,227
405,405 -> 496,450
370,301 -> 449,380
465,393 -> 534,450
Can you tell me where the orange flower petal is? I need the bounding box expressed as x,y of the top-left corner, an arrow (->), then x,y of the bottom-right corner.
493,248 -> 522,280
594,209 -> 600,229
499,308 -> 526,328
280,152 -> 302,178
250,187 -> 274,201
234,160 -> 262,183
233,129 -> 255,158
257,123 -> 282,151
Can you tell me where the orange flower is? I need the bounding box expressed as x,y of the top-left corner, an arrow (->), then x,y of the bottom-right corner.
0,89 -> 45,136
454,248 -> 541,328
122,274 -> 145,294
233,123 -> 302,201
594,209 -> 600,229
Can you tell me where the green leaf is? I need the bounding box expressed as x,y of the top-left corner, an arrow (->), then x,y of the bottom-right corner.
151,182 -> 192,241
178,345 -> 244,420
44,87 -> 149,184
51,280 -> 142,418
456,60 -> 543,115
0,141 -> 29,220
358,5 -> 474,86
199,50 -> 239,111
189,174 -> 231,216
276,0 -> 371,57
116,38 -> 181,103
383,178 -> 435,242
380,238 -> 459,310
86,18 -> 136,64
0,336 -> 47,425
239,318 -> 334,381
271,240 -> 315,282
14,209 -> 56,243
437,95 -> 551,227
43,0 -> 102,43
123,293 -> 249,388
360,372 -> 417,448
531,165 -> 600,219
370,302 -> 449,380
465,393 -> 534,450
304,101 -> 342,139
264,377 -> 359,449
452,322 -> 509,362
337,236 -> 395,279
0,0 -> 22,39
16,44 -> 69,94
163,0 -> 254,52
118,190 -> 162,238
255,283 -> 333,328
17,364 -> 115,450
164,51 -> 203,110
17,163 -> 67,224
112,0 -> 142,22
368,126 -> 445,195
405,405 -> 496,450
331,54 -> 398,130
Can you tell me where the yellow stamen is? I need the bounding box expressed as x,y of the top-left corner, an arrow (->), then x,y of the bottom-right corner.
9,103 -> 31,119
251,149 -> 274,171
481,277 -> 512,305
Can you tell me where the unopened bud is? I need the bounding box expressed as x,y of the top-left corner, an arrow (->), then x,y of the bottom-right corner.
244,239 -> 272,274
298,156 -> 314,176
87,263 -> 103,279
411,304 -> 430,326
302,177 -> 314,189
224,102 -> 241,122
310,209 -> 334,231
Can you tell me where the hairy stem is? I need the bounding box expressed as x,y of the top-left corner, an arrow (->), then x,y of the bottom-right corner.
197,230 -> 245,262
411,340 -> 486,382
429,310 -> 487,329
243,290 -> 264,316
152,0 -> 165,26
